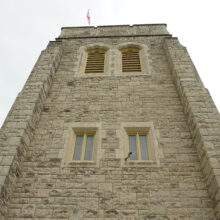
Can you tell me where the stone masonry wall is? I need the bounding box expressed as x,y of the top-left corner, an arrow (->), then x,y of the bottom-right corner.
164,38 -> 220,218
3,27 -> 218,219
0,42 -> 63,219
59,24 -> 169,38
1,25 -> 219,219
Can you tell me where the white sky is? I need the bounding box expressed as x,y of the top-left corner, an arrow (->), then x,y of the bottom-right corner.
0,0 -> 220,127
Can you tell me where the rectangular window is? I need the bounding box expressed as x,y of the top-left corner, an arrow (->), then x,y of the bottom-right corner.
128,132 -> 149,160
73,133 -> 94,161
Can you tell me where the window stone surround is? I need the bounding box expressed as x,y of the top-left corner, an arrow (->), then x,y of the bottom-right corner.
61,122 -> 105,167
116,122 -> 162,167
75,42 -> 152,77
76,43 -> 111,77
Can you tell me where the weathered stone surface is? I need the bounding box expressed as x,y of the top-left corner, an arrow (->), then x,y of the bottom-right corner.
0,24 -> 219,219
0,42 -> 63,219
164,38 -> 220,218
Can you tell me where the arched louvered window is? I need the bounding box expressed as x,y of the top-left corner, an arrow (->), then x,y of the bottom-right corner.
85,49 -> 106,73
121,48 -> 141,72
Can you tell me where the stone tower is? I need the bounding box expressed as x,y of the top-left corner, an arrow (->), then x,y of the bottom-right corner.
0,24 -> 220,219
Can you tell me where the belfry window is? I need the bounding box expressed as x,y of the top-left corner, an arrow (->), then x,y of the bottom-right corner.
121,48 -> 141,72
85,49 -> 106,73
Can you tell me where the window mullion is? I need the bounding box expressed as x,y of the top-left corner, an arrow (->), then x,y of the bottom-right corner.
91,134 -> 95,160
136,133 -> 141,160
81,134 -> 87,160
147,131 -> 152,160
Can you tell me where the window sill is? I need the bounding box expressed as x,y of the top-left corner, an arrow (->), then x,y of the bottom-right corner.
116,71 -> 149,76
74,72 -> 150,79
62,161 -> 99,168
122,159 -> 160,168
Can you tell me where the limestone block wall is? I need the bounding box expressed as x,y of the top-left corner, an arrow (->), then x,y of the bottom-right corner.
164,38 -> 220,218
0,24 -> 219,219
0,42 -> 63,218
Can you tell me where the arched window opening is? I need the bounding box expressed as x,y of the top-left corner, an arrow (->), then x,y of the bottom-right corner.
85,49 -> 106,73
121,48 -> 141,72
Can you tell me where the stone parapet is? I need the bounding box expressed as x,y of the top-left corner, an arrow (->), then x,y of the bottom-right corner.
59,24 -> 170,39
0,42 -> 63,219
164,37 -> 220,218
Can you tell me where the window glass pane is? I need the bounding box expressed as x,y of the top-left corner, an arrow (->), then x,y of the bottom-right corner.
84,135 -> 94,160
140,135 -> 148,160
129,135 -> 137,160
73,135 -> 83,160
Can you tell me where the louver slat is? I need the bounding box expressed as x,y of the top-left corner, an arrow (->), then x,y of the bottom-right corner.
85,49 -> 106,73
121,48 -> 141,72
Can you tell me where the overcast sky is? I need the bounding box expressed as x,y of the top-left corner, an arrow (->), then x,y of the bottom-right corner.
0,0 -> 220,127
